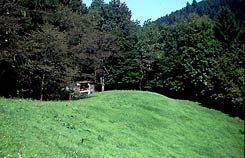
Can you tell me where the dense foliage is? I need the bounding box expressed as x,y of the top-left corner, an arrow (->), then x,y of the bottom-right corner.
0,0 -> 244,118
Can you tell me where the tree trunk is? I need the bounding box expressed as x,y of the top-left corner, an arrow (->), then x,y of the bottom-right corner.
100,76 -> 105,92
139,73 -> 145,91
40,74 -> 45,101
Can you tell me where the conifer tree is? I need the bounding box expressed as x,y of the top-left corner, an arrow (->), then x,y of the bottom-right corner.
214,7 -> 240,49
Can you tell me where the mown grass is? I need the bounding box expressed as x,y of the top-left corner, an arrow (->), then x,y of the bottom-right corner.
0,90 -> 244,158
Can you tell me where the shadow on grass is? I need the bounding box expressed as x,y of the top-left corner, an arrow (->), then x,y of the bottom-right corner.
198,100 -> 245,120
0,106 -> 5,113
71,95 -> 96,100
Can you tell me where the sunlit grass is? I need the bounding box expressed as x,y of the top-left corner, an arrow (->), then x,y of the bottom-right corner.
0,91 -> 244,158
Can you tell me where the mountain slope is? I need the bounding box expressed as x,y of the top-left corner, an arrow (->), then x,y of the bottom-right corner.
0,91 -> 244,158
155,0 -> 245,26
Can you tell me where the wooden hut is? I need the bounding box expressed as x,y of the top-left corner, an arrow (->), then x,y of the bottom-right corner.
66,81 -> 94,99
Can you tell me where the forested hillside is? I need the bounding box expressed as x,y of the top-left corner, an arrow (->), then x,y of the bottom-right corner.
0,0 -> 244,118
155,0 -> 245,26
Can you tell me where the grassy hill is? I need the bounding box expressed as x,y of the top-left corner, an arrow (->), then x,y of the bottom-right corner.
0,91 -> 244,158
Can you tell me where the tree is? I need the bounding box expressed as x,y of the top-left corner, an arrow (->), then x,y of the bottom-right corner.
104,19 -> 140,90
68,0 -> 87,15
87,0 -> 140,90
192,0 -> 198,7
88,0 -> 106,29
104,0 -> 131,31
211,8 -> 244,115
136,20 -> 161,90
20,0 -> 60,30
18,24 -> 74,100
83,30 -> 118,91
186,2 -> 192,13
0,0 -> 25,97
157,14 -> 219,100
214,7 -> 240,50
155,13 -> 244,118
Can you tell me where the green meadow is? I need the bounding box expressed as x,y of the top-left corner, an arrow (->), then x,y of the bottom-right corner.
0,91 -> 244,158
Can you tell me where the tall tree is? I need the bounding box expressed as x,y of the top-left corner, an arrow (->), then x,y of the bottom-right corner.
192,0 -> 197,7
157,14 -> 219,100
0,0 -> 25,97
18,24 -> 74,100
68,0 -> 87,15
212,7 -> 244,115
88,0 -> 106,29
83,30 -> 118,91
20,0 -> 60,30
136,20 -> 161,90
0,0 -> 23,51
214,7 -> 240,50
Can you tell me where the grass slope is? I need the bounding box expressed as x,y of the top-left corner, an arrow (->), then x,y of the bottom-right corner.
0,91 -> 244,158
